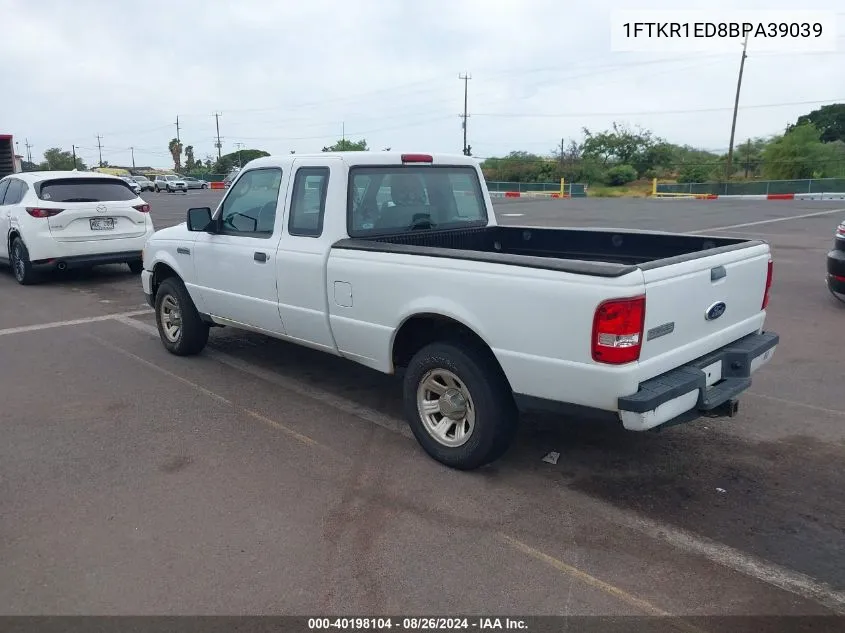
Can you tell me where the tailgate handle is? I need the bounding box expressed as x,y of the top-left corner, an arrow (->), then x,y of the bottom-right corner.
711,265 -> 726,281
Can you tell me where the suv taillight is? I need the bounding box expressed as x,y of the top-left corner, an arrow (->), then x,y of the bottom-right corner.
26,207 -> 63,218
592,296 -> 646,365
836,223 -> 845,239
762,259 -> 773,310
133,204 -> 151,213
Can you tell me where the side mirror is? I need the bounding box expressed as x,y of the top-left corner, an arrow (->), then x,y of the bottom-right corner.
187,207 -> 214,232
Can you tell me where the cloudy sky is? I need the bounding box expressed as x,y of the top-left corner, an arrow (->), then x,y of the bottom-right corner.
2,0 -> 843,169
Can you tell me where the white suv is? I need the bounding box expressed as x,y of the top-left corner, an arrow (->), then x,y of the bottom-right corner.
0,171 -> 155,285
154,174 -> 187,193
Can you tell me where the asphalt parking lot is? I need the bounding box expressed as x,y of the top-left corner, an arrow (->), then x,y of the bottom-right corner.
2,189 -> 845,618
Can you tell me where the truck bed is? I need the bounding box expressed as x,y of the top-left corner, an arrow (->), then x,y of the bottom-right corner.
333,226 -> 761,278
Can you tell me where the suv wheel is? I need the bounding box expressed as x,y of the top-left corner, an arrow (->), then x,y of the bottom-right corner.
10,237 -> 39,285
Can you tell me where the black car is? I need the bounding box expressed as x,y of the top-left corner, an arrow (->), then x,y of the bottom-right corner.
827,218 -> 845,301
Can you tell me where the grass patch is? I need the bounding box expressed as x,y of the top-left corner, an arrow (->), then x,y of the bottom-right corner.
586,181 -> 654,198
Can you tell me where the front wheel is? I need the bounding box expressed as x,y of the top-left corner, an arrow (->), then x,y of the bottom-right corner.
403,340 -> 518,470
202,183 -> 208,189
154,186 -> 160,192
154,277 -> 209,356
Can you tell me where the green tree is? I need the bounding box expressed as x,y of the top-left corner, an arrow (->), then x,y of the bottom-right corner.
38,147 -> 86,171
168,138 -> 183,170
212,149 -> 270,174
761,123 -> 843,179
794,103 -> 845,144
581,122 -> 672,177
605,164 -> 638,185
184,145 -> 196,171
322,138 -> 368,152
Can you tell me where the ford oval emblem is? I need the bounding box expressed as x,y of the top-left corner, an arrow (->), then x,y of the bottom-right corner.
705,301 -> 727,321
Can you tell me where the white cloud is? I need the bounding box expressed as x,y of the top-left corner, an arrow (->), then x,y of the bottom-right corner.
2,0 -> 842,168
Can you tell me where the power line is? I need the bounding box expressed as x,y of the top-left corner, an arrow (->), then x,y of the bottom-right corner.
471,98 -> 845,118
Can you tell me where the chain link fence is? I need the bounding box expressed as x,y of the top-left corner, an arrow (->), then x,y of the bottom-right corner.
656,178 -> 845,196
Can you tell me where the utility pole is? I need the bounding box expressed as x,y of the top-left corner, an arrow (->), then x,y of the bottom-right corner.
96,135 -> 103,167
130,146 -> 136,170
725,33 -> 749,180
175,115 -> 181,142
72,145 -> 77,169
213,112 -> 223,159
459,73 -> 471,155
743,139 -> 751,178
24,138 -> 32,163
234,142 -> 245,167
342,122 -> 345,142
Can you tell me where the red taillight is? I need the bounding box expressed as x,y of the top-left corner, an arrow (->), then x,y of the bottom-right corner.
133,204 -> 151,213
762,259 -> 774,310
836,223 -> 845,239
591,296 -> 646,365
401,153 -> 433,163
26,207 -> 63,218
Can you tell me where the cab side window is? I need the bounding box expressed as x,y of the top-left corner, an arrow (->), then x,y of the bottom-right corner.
288,167 -> 329,237
218,168 -> 283,238
0,179 -> 9,204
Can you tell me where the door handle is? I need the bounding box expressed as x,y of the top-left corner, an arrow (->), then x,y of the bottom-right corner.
254,251 -> 268,263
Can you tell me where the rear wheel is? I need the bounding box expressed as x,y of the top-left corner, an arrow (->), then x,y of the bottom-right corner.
154,277 -> 209,356
10,237 -> 39,285
403,340 -> 518,470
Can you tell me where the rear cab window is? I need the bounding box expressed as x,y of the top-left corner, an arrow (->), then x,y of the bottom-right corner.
36,178 -> 137,203
347,165 -> 487,237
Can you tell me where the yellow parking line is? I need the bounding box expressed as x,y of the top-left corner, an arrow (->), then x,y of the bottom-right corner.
498,533 -> 709,633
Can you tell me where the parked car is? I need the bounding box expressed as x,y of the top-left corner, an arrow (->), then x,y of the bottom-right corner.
223,167 -> 240,188
182,176 -> 209,190
154,174 -> 187,193
132,174 -> 155,192
0,171 -> 153,284
120,176 -> 142,196
827,218 -> 845,302
141,152 -> 779,470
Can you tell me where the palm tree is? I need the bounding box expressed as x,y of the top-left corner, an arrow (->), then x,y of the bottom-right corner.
168,138 -> 184,170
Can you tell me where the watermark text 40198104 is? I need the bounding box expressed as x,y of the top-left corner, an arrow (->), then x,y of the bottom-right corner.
611,10 -> 838,53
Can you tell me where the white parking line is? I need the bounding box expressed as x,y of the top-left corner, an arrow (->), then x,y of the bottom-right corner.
0,309 -> 152,337
686,207 -> 845,234
112,314 -> 845,613
501,213 -> 525,217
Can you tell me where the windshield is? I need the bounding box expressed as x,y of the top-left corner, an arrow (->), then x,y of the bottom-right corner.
348,166 -> 487,237
165,176 -> 178,181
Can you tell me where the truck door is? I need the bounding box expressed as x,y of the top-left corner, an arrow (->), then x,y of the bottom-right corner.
191,167 -> 290,334
275,158 -> 340,352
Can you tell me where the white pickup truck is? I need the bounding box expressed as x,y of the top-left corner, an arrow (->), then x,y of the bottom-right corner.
141,152 -> 779,470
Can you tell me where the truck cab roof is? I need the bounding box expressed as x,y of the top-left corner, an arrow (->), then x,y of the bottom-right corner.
244,151 -> 481,170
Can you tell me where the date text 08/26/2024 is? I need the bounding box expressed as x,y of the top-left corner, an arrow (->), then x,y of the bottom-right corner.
307,617 -> 528,630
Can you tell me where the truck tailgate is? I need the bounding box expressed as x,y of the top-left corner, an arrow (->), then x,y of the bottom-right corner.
637,243 -> 772,379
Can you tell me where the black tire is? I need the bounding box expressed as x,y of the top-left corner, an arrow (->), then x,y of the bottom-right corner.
154,186 -> 160,193
127,260 -> 143,274
10,237 -> 39,285
202,183 -> 208,189
154,277 -> 209,356
403,340 -> 518,470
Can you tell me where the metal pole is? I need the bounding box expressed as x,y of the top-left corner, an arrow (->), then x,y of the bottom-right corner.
725,33 -> 749,180
131,147 -> 136,169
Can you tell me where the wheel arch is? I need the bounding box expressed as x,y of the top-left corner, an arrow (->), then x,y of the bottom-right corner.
390,312 -> 511,389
